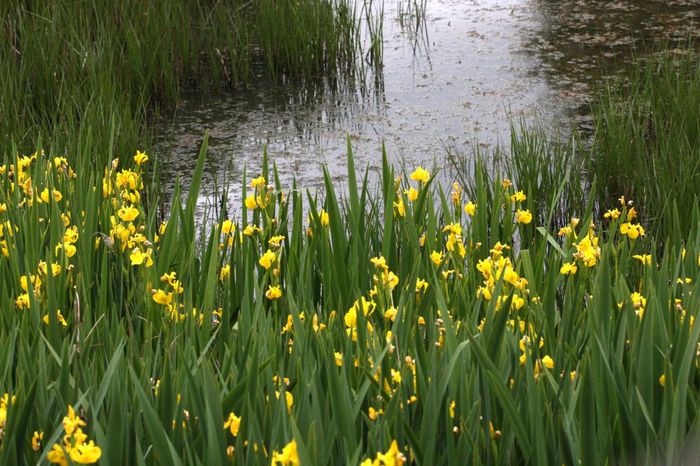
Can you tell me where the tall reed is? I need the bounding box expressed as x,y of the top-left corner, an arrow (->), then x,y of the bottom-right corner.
0,0 -> 366,164
455,50 -> 700,240
588,49 -> 700,239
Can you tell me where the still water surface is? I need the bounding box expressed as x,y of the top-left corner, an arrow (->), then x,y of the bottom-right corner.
153,0 -> 699,214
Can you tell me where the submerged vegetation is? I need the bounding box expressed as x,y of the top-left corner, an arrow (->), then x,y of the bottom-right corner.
1,0 -> 700,464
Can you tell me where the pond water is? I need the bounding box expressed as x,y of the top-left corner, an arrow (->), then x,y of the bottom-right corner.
153,0 -> 699,215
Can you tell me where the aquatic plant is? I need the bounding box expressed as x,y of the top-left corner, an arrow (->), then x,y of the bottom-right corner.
452,50 -> 700,242
1,138 -> 699,465
0,0 -> 370,166
588,49 -> 700,239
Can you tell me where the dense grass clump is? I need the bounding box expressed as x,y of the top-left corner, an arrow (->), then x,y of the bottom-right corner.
0,0 -> 362,161
463,50 -> 700,241
1,137 -> 700,465
588,50 -> 700,239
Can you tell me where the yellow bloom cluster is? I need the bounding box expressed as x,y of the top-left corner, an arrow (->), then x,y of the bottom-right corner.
502,182 -> 531,224
560,261 -> 578,275
372,257 -> 399,291
633,254 -> 652,266
271,439 -> 300,466
275,390 -> 294,414
573,230 -> 600,267
430,250 -> 444,266
224,411 -> 241,437
345,296 -> 376,341
620,222 -> 645,240
258,231 -> 285,301
320,209 -> 330,226
266,285 -> 282,300
219,218 -> 236,249
603,199 -> 645,240
153,272 -> 187,322
15,259 -> 64,313
556,217 -> 601,270
0,220 -> 11,258
390,167 -> 430,217
476,242 -> 527,310
55,224 -> 79,258
281,311 -> 326,336
443,222 -> 466,258
103,153 -> 155,269
451,182 -> 462,205
517,332 -> 554,378
360,440 -> 406,466
47,405 -> 101,465
409,167 -> 430,184
604,208 -> 620,220
260,249 -> 277,270
393,192 -> 406,217
245,175 -> 271,210
1,155 -> 78,262
32,431 -> 44,451
0,393 -> 15,443
630,291 -> 647,319
464,201 -> 477,216
515,209 -> 533,224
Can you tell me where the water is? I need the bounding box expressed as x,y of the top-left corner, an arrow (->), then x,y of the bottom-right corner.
153,0 -> 700,215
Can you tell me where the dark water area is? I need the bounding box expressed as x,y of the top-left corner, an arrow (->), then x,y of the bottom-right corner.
153,0 -> 700,216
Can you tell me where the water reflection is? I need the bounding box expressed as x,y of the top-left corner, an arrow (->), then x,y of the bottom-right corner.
153,0 -> 700,216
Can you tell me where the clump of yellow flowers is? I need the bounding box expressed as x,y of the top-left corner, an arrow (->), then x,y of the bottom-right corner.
0,393 -> 15,445
223,411 -> 241,458
104,153 -> 153,267
47,405 -> 101,465
476,242 -> 528,310
152,271 -> 187,322
245,175 -> 271,210
271,438 -> 300,465
360,440 -> 406,466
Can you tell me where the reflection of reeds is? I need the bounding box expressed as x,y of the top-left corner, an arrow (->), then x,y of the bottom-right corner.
397,0 -> 428,30
361,0 -> 384,67
397,0 -> 426,33
351,0 -> 385,100
396,0 -> 430,65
